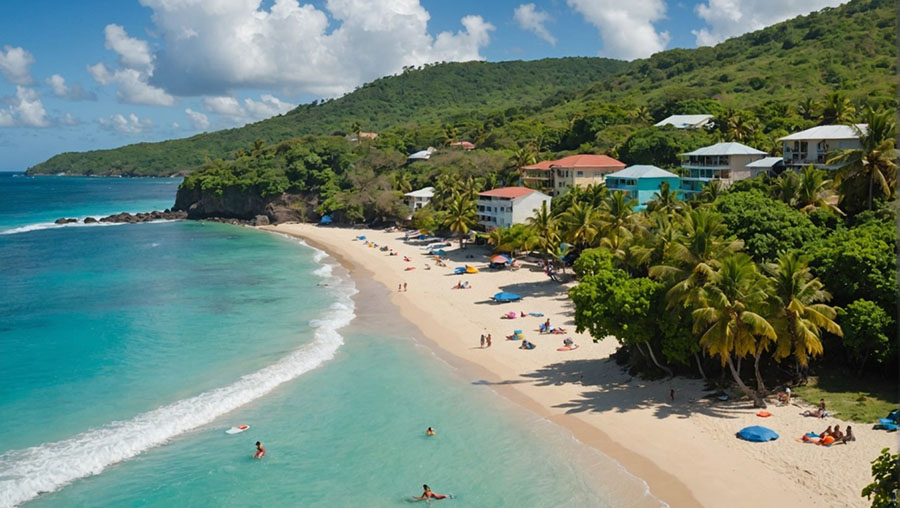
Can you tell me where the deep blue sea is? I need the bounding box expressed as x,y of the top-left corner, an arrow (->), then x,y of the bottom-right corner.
0,173 -> 659,507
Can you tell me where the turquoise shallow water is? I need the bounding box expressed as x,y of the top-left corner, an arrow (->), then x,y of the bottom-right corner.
0,175 -> 659,507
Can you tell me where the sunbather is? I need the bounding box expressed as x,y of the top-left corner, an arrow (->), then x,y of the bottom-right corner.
802,399 -> 826,418
837,426 -> 855,444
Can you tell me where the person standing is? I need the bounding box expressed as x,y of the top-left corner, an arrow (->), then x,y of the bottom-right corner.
486,333 -> 492,348
480,333 -> 486,348
403,282 -> 408,292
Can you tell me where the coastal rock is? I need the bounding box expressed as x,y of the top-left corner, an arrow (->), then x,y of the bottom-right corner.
54,218 -> 77,224
84,217 -> 98,223
253,215 -> 270,226
99,210 -> 187,223
173,186 -> 307,225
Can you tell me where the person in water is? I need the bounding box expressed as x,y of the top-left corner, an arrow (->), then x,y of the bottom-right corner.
254,441 -> 266,459
426,427 -> 435,436
414,484 -> 447,501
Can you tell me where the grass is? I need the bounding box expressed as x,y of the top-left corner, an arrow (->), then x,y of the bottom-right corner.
792,370 -> 899,423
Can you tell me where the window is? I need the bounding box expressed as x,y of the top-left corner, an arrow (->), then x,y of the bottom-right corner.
576,171 -> 583,177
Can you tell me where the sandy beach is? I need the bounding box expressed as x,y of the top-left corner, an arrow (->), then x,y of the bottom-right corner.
263,223 -> 896,508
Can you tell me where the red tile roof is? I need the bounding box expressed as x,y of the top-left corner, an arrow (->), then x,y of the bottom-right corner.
478,186 -> 536,199
550,154 -> 625,169
450,141 -> 476,150
521,160 -> 553,171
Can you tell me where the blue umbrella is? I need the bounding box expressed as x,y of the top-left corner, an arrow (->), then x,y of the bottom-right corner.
453,267 -> 466,275
356,235 -> 366,240
433,249 -> 447,256
492,292 -> 521,303
737,426 -> 779,442
319,214 -> 333,224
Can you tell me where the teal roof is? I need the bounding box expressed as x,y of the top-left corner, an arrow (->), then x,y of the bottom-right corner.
607,165 -> 679,179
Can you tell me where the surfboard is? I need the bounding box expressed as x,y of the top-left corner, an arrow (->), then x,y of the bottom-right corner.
226,424 -> 250,434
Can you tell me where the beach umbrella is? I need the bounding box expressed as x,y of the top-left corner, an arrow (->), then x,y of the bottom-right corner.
356,235 -> 366,240
433,249 -> 447,256
466,265 -> 479,274
319,214 -> 333,225
737,426 -> 779,442
492,292 -> 521,303
490,255 -> 511,264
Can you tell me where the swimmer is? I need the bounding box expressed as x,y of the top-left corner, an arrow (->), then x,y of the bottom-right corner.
426,427 -> 435,436
254,441 -> 266,459
413,484 -> 448,501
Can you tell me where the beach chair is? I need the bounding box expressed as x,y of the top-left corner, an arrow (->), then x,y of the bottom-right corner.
876,409 -> 899,431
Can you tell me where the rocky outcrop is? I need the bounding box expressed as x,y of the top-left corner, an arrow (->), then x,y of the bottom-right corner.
83,217 -> 98,223
173,186 -> 309,224
99,210 -> 187,223
54,218 -> 77,224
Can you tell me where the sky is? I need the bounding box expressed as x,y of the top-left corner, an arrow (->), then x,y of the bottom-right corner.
0,0 -> 845,172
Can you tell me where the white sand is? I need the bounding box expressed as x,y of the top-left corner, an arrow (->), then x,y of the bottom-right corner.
264,223 -> 897,508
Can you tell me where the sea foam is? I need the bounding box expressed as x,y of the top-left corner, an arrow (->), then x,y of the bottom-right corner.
0,251 -> 356,507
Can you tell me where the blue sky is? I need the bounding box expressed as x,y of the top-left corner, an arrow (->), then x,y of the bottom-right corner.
0,0 -> 843,172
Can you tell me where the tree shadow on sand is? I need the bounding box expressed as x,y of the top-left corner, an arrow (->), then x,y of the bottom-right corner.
481,358 -> 751,420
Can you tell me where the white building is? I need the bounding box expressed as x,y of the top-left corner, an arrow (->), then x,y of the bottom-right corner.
680,142 -> 767,196
408,147 -> 435,161
745,157 -> 785,178
404,187 -> 434,212
779,124 -> 866,170
655,114 -> 714,129
476,187 -> 552,230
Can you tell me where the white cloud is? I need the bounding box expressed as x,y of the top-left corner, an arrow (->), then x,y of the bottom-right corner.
140,0 -> 494,97
514,4 -> 556,46
693,0 -> 843,46
0,109 -> 12,127
59,113 -> 80,126
89,25 -> 174,106
45,74 -> 97,101
185,108 -> 209,130
0,86 -> 50,127
202,93 -> 295,126
98,112 -> 154,134
567,0 -> 669,60
0,45 -> 35,85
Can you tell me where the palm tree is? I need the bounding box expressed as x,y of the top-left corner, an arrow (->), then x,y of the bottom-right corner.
794,165 -> 843,215
632,105 -> 653,124
696,179 -> 724,203
558,202 -> 601,250
432,173 -> 459,210
692,254 -> 776,407
632,211 -> 679,270
392,172 -> 412,193
510,144 -> 537,169
771,171 -> 799,205
442,124 -> 458,146
820,92 -> 855,125
798,98 -> 818,121
350,121 -> 362,144
650,208 -> 743,308
598,191 -> 640,242
646,181 -> 682,213
764,252 -> 842,382
526,201 -> 559,258
726,111 -> 757,142
828,106 -> 899,210
442,193 -> 476,248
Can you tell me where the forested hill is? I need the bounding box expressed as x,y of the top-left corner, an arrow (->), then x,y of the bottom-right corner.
28,0 -> 896,177
27,58 -> 626,176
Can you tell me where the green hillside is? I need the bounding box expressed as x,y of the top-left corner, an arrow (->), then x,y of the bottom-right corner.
28,0 -> 896,177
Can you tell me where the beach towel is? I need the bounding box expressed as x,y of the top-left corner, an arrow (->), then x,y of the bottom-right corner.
756,411 -> 772,417
528,313 -> 544,317
557,345 -> 579,351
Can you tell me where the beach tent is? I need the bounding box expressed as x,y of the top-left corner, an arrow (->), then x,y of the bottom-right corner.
737,426 -> 779,442
466,265 -> 479,274
453,267 -> 467,275
493,292 -> 521,303
319,214 -> 333,225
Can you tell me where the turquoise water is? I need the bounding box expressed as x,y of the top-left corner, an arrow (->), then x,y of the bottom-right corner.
0,175 -> 659,507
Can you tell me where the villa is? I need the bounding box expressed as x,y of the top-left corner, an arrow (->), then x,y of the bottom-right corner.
606,165 -> 681,210
654,114 -> 714,129
520,160 -> 554,194
680,142 -> 767,196
780,124 -> 865,170
408,147 -> 434,161
449,141 -> 476,150
476,187 -> 552,230
404,187 -> 434,212
549,154 -> 626,196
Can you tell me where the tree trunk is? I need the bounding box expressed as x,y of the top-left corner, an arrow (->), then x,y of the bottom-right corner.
753,347 -> 768,395
857,348 -> 870,378
640,342 -> 673,377
868,171 -> 874,210
726,355 -> 766,408
694,352 -> 707,381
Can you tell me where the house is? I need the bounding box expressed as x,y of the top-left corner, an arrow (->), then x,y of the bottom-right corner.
449,141 -> 475,150
779,124 -> 866,170
745,157 -> 786,178
348,131 -> 377,142
408,147 -> 435,161
404,187 -> 434,212
680,142 -> 767,196
520,160 -> 554,193
654,114 -> 714,129
476,187 -> 552,230
549,154 -> 626,196
605,165 -> 681,210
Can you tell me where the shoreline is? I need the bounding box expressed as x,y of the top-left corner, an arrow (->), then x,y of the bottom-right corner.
264,223 -> 896,508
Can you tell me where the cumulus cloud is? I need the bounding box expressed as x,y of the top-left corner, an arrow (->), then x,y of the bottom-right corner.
0,86 -> 50,127
185,108 -> 209,130
45,74 -> 97,101
89,25 -> 174,106
0,45 -> 35,85
98,112 -> 154,134
59,113 -> 80,126
693,0 -> 844,46
514,4 -> 556,46
567,0 -> 669,60
202,94 -> 295,125
140,0 -> 494,97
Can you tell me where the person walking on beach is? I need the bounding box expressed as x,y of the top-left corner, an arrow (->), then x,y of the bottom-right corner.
403,282 -> 408,292
480,333 -> 485,348
398,283 -> 402,292
486,333 -> 492,348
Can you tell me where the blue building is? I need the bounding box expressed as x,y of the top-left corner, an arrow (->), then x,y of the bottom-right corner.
606,165 -> 681,210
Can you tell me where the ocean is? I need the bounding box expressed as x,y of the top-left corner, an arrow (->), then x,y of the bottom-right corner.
0,174 -> 659,507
